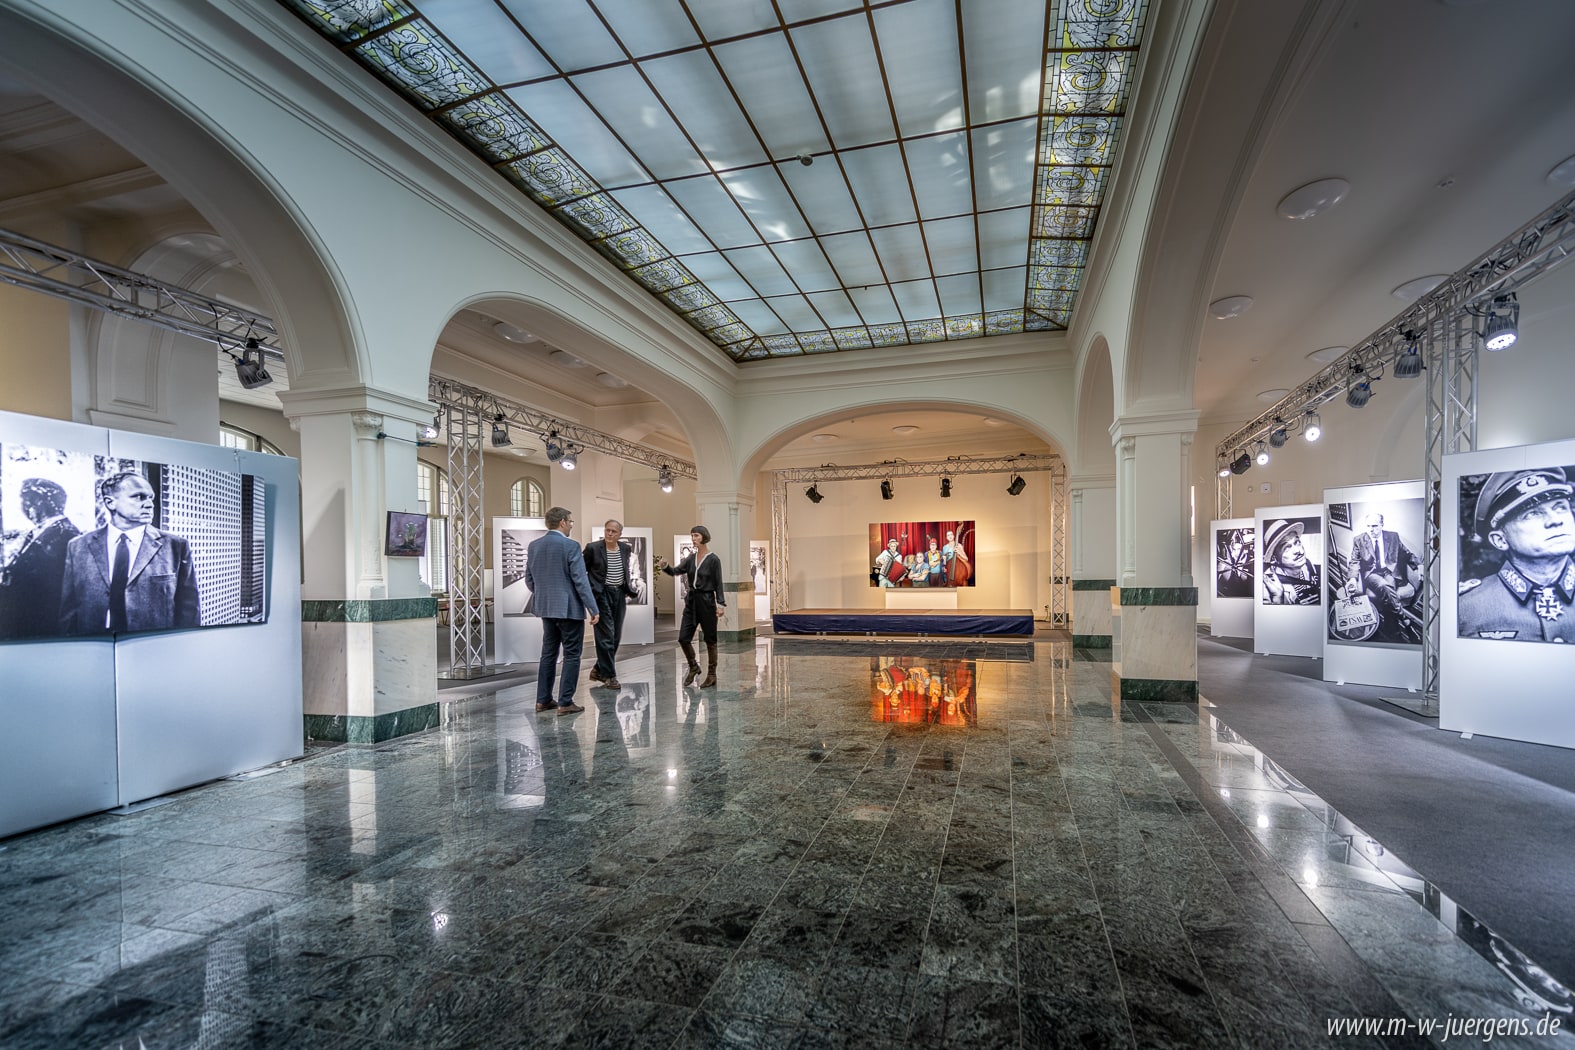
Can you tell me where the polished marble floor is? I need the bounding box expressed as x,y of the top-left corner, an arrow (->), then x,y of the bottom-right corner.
2,636 -> 1571,1048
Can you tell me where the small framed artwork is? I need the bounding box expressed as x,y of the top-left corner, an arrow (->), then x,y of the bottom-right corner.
386,511 -> 428,557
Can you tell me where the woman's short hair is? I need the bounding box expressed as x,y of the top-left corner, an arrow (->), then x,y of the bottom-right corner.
689,524 -> 711,544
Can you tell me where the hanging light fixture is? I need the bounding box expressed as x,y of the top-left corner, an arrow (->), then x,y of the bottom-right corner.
1254,440 -> 1270,466
1346,378 -> 1373,408
543,431 -> 564,462
560,444 -> 580,470
490,413 -> 510,447
234,338 -> 273,389
940,477 -> 952,498
1393,330 -> 1424,378
1481,294 -> 1519,350
1217,455 -> 1231,479
805,484 -> 824,504
423,412 -> 441,441
1006,474 -> 1027,496
1267,418 -> 1288,448
880,479 -> 895,500
1303,410 -> 1322,442
658,466 -> 673,493
1230,451 -> 1251,475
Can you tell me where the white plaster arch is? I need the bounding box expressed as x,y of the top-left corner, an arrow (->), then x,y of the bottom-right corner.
1071,334 -> 1119,476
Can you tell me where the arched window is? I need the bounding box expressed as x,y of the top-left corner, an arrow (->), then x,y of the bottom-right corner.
416,460 -> 450,590
510,478 -> 545,518
219,422 -> 284,455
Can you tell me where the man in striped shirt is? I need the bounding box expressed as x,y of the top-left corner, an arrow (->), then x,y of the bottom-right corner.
584,519 -> 640,689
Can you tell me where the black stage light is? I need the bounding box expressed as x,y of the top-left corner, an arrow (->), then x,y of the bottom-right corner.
940,477 -> 952,498
490,414 -> 510,447
1394,331 -> 1424,378
544,432 -> 564,462
234,338 -> 273,389
1267,419 -> 1288,448
1229,451 -> 1251,475
1006,474 -> 1026,496
805,484 -> 824,504
1346,379 -> 1373,408
880,479 -> 894,500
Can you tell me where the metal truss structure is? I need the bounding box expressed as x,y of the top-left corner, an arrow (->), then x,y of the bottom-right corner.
768,453 -> 1067,620
428,377 -> 696,479
1215,186 -> 1575,710
443,404 -> 490,679
0,226 -> 282,356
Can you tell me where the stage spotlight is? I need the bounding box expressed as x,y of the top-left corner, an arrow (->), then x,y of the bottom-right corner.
423,412 -> 441,441
1394,331 -> 1423,378
1303,410 -> 1321,442
490,414 -> 510,447
1346,379 -> 1373,408
543,432 -> 564,462
658,466 -> 673,493
1217,455 -> 1231,479
1482,294 -> 1519,350
805,484 -> 824,504
1267,419 -> 1288,448
1254,440 -> 1270,467
1230,451 -> 1251,475
561,447 -> 578,470
1007,474 -> 1026,496
880,479 -> 894,500
234,338 -> 273,389
940,477 -> 952,498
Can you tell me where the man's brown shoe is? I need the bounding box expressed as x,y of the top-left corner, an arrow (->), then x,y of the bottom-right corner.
557,703 -> 585,715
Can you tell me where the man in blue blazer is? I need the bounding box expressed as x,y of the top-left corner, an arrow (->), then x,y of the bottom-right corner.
59,471 -> 201,635
525,506 -> 599,714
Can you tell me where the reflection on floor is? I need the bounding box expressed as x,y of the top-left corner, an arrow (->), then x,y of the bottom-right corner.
2,637 -> 1572,1048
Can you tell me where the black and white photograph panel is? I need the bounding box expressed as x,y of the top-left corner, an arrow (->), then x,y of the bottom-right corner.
1326,499 -> 1425,647
499,527 -> 547,616
1260,516 -> 1323,606
1214,526 -> 1254,599
625,535 -> 650,606
0,445 -> 266,640
1458,465 -> 1575,643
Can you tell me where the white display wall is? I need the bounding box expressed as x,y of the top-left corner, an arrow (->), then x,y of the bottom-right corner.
672,533 -> 697,628
750,539 -> 770,624
1254,503 -> 1325,659
494,517 -> 546,665
1209,517 -> 1255,639
591,524 -> 654,645
1441,439 -> 1575,748
0,409 -> 302,838
1322,481 -> 1424,690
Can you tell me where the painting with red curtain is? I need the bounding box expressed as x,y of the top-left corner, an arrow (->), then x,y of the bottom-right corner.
868,520 -> 975,588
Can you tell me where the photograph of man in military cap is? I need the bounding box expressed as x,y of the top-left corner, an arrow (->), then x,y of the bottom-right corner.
1261,517 -> 1323,605
1458,466 -> 1575,642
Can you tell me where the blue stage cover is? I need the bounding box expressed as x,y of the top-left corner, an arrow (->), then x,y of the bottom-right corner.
772,609 -> 1034,637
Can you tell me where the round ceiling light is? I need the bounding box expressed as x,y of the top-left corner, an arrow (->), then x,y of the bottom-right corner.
595,372 -> 629,388
1547,153 -> 1575,186
892,425 -> 920,435
549,350 -> 587,368
1306,345 -> 1348,364
508,447 -> 531,457
493,321 -> 532,343
1391,275 -> 1448,302
1208,295 -> 1255,320
1257,388 -> 1289,403
982,417 -> 1005,427
1276,178 -> 1350,221
811,433 -> 839,443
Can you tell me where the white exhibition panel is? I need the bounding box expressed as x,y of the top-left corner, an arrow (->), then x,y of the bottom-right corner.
751,539 -> 770,624
885,589 -> 957,610
1441,439 -> 1575,748
672,533 -> 696,629
495,517 -> 546,665
1254,503 -> 1325,659
1209,517 -> 1254,639
0,411 -> 119,837
592,524 -> 654,645
1322,480 -> 1424,691
110,435 -> 302,804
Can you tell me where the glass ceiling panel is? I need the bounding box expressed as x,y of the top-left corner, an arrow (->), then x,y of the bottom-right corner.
497,0 -> 623,74
571,67 -> 709,182
789,17 -> 894,148
874,0 -> 964,137
277,0 -> 1147,360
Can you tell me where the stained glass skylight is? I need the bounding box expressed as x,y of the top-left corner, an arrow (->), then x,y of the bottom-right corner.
280,0 -> 1148,361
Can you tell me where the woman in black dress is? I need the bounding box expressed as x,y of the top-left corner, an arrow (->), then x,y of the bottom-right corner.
661,524 -> 727,687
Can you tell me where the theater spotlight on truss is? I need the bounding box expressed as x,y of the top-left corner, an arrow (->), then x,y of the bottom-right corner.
1230,451 -> 1251,475
1267,418 -> 1288,448
1393,330 -> 1424,378
1217,455 -> 1231,479
1346,378 -> 1374,408
560,444 -> 580,470
1303,410 -> 1322,442
658,466 -> 673,493
1481,294 -> 1519,350
423,412 -> 441,441
1006,474 -> 1027,497
1254,440 -> 1270,466
940,477 -> 952,498
543,431 -> 564,462
880,479 -> 894,501
233,338 -> 273,389
805,484 -> 824,504
490,414 -> 510,447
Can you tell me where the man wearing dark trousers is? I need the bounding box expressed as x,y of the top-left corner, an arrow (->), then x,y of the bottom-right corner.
525,506 -> 599,715
584,519 -> 639,690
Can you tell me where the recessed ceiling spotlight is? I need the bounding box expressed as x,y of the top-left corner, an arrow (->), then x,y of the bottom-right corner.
1548,154 -> 1575,186
509,447 -> 531,457
1209,296 -> 1254,320
1276,178 -> 1350,221
595,372 -> 628,388
892,425 -> 920,435
982,418 -> 1005,427
493,321 -> 532,343
549,349 -> 587,368
1306,345 -> 1347,364
811,433 -> 839,443
1257,388 -> 1289,403
1391,275 -> 1448,302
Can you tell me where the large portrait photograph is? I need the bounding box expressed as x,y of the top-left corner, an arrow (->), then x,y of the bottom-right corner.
499,526 -> 547,616
624,534 -> 650,607
1325,499 -> 1424,647
1260,516 -> 1323,606
1214,525 -> 1254,599
1458,466 -> 1575,643
0,444 -> 267,641
868,520 -> 976,588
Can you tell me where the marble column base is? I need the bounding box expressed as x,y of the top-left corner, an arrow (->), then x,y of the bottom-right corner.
1072,579 -> 1115,647
1072,633 -> 1112,648
302,599 -> 438,742
1113,588 -> 1197,702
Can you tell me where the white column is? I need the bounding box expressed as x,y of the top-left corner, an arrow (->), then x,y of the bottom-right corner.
1070,473 -> 1117,646
695,488 -> 756,639
1110,411 -> 1198,588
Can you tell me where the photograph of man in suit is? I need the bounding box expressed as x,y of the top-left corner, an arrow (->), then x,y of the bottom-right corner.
584,518 -> 639,690
1346,511 -> 1422,636
59,470 -> 200,635
0,478 -> 82,639
526,506 -> 598,714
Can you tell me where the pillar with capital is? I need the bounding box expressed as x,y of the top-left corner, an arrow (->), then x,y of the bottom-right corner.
694,489 -> 756,641
1108,410 -> 1199,701
280,386 -> 439,742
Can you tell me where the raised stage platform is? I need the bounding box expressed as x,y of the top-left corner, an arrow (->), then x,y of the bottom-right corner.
772,608 -> 1035,638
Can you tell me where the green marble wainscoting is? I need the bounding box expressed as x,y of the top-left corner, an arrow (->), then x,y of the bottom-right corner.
1112,587 -> 1199,703
302,597 -> 440,743
1072,579 -> 1116,649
